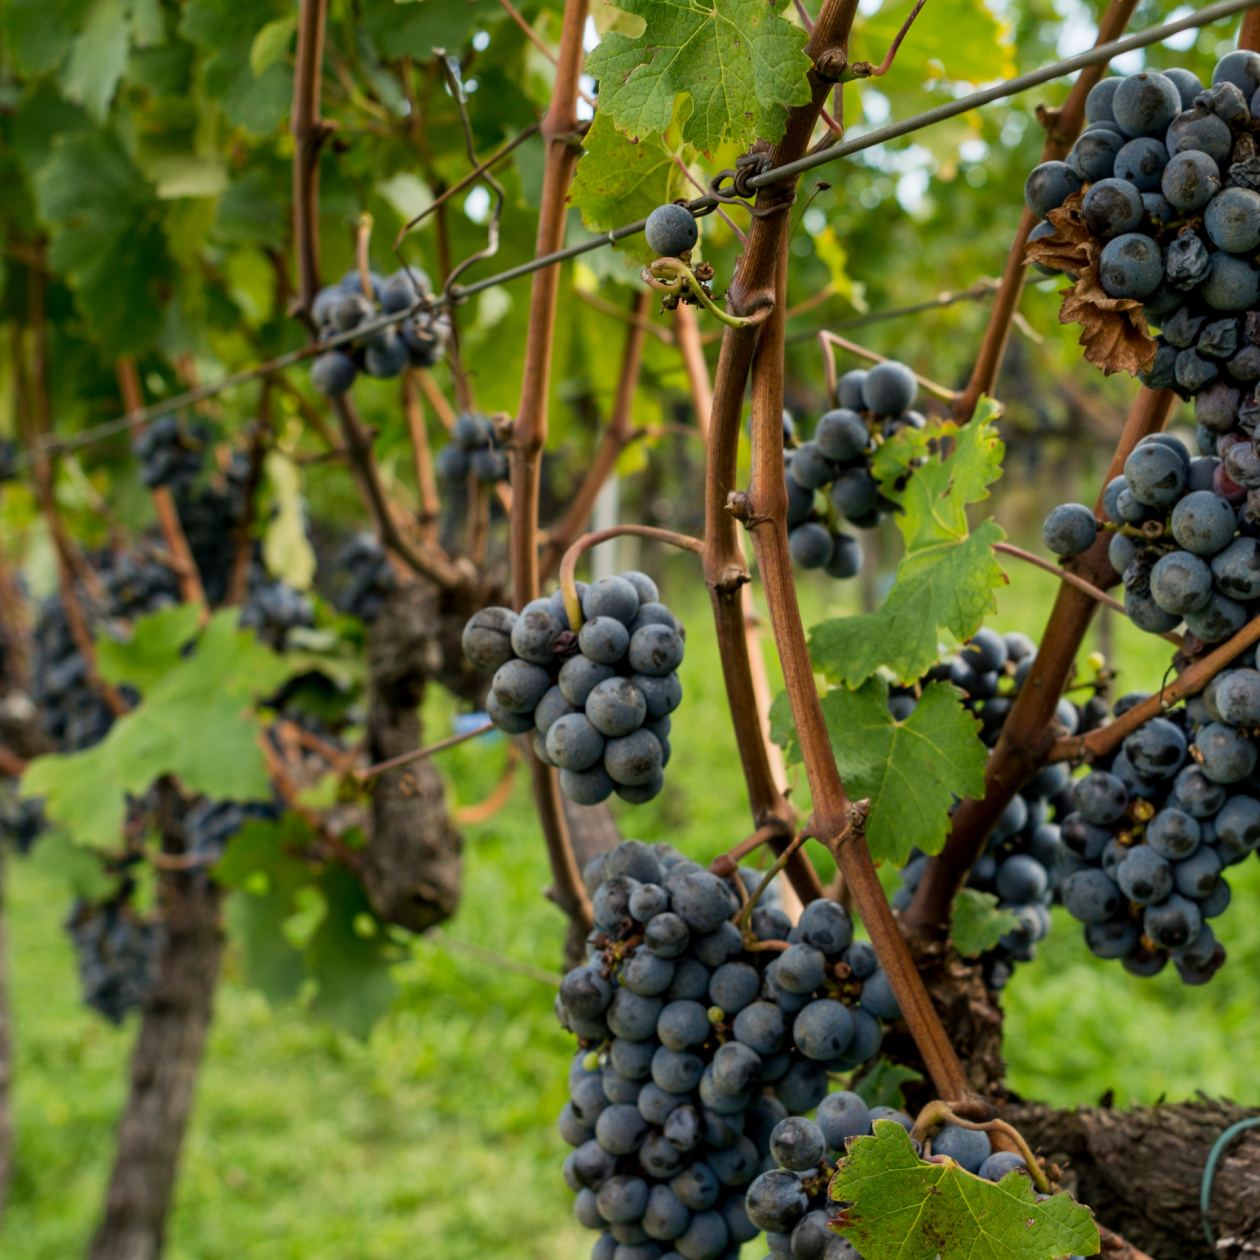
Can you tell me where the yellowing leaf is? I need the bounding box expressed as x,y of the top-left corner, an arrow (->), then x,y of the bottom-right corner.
831,1121 -> 1099,1260
812,227 -> 868,314
585,0 -> 812,155
263,451 -> 316,591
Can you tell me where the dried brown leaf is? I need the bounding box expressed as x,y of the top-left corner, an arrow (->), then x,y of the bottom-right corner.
1024,190 -> 1095,277
1060,263 -> 1158,377
1026,189 -> 1158,377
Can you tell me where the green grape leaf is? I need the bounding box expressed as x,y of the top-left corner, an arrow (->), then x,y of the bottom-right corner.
96,602 -> 202,693
218,815 -> 314,1004
951,888 -> 1019,959
585,0 -> 812,155
59,0 -> 131,122
810,406 -> 1008,687
770,680 -> 986,864
4,0 -> 92,76
22,610 -> 293,848
570,112 -> 689,266
853,1060 -> 922,1111
830,1121 -> 1100,1260
35,132 -> 173,357
307,865 -> 400,1038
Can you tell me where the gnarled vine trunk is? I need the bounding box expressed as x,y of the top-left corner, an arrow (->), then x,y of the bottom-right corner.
88,784 -> 222,1260
1005,1099 -> 1260,1259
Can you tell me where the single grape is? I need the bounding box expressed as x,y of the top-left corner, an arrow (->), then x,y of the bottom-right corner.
775,944 -> 826,994
364,329 -> 409,378
996,854 -> 1050,902
858,969 -> 900,1020
1024,161 -> 1083,218
310,350 -> 358,396
623,945 -> 676,997
1214,794 -> 1260,859
644,1185 -> 691,1242
1171,489 -> 1237,554
732,1001 -> 786,1055
331,292 -> 374,331
1042,503 -> 1098,557
462,607 -> 518,671
861,361 -> 917,415
548,714 -> 607,772
789,524 -> 834,570
1213,49 -> 1260,98
978,1152 -> 1029,1182
825,533 -> 863,580
692,921 -> 743,967
1124,718 -> 1187,778
1144,893 -> 1202,951
562,764 -> 615,805
1174,845 -> 1222,899
670,1162 -> 720,1211
788,442 -> 838,491
1116,844 -> 1173,904
1086,77 -> 1122,123
1164,66 -> 1205,108
1113,137 -> 1168,191
1184,592 -> 1248,644
629,625 -> 686,677
829,469 -> 879,521
1149,550 -> 1213,615
1027,219 -> 1062,275
1069,129 -> 1123,182
789,1210 -> 834,1260
645,204 -> 699,257
773,1059 -> 829,1114
651,1046 -> 705,1094
656,999 -> 710,1052
580,616 -> 632,664
931,1124 -> 991,1173
1062,868 -> 1122,922
1113,71 -> 1181,137
1072,770 -> 1129,824
1162,150 -> 1221,212
814,409 -> 868,461
674,1209 -> 728,1260
1109,532 -> 1137,575
587,678 -> 648,739
512,608 -> 563,664
597,1175 -> 650,1224
1146,807 -> 1201,860
793,999 -> 854,1061
1085,917 -> 1140,959
1203,252 -> 1260,311
670,871 -> 735,933
708,962 -> 761,1016
492,659 -> 550,714
560,656 -> 618,707
1081,178 -> 1144,237
633,672 -> 683,719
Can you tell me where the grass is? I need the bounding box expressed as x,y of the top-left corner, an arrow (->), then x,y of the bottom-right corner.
4,562 -> 1260,1256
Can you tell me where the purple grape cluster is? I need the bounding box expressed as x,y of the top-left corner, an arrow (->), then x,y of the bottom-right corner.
436,410 -> 509,487
133,417 -> 208,490
892,629 -> 1110,989
461,575 -> 684,806
784,360 -> 925,582
749,1102 -> 1039,1260
1044,431 -> 1260,652
66,894 -> 165,1024
558,840 -> 901,1260
309,268 -> 450,397
1056,693 -> 1260,983
1026,54 -> 1260,426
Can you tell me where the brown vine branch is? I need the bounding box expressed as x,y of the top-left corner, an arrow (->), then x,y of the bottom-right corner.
576,287 -> 676,344
291,0 -> 332,323
509,0 -> 594,937
903,386 -> 1175,940
861,0 -> 928,78
540,291 -> 652,581
818,330 -> 956,404
1051,609 -> 1260,765
355,720 -> 494,781
951,0 -> 1141,422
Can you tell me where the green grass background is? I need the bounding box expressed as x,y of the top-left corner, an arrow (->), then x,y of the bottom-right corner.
4,564 -> 1260,1258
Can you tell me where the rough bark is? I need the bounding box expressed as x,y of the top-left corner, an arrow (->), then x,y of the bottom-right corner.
359,582 -> 470,932
88,785 -> 222,1260
1004,1099 -> 1260,1259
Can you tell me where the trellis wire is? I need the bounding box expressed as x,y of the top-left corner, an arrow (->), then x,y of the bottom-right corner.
13,0 -> 1257,473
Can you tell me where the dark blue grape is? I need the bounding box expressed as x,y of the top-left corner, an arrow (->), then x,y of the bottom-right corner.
1171,490 -> 1236,554
858,968 -> 900,1020
788,442 -> 838,491
580,617 -> 631,664
1028,219 -> 1062,275
825,533 -> 863,579
598,1175 -> 650,1224
1062,869 -> 1121,922
931,1124 -> 991,1173
1069,129 -> 1122,181
1213,50 -> 1260,98
1144,893 -> 1202,950
692,921 -> 743,968
1098,232 -> 1163,299
1086,77 -> 1122,123
1113,137 -> 1167,191
860,361 -> 917,415
1082,178 -> 1144,237
1113,71 -> 1181,138
1165,66 -> 1204,108
633,672 -> 682,719
1024,161 -> 1083,218
1173,845 -> 1222,899
709,962 -> 760,1015
560,656 -> 617,707
789,524 -> 834,570
978,1152 -> 1029,1183
645,205 -> 699,257
1124,718 -> 1187,778
1042,503 -> 1097,557
814,409 -> 868,461
1162,150 -> 1220,212
1146,807 -> 1201,860
562,764 -> 615,805
1149,550 -> 1212,615
1214,794 -> 1260,858
1116,844 -> 1173,904
607,988 -> 663,1041
793,999 -> 853,1061
670,1163 -> 720,1211
1202,252 -> 1260,311
1184,591 -> 1248,643
311,350 -> 358,396
638,1081 -> 691,1126
644,1185 -> 691,1241
628,625 -> 685,677
1085,917 -> 1140,959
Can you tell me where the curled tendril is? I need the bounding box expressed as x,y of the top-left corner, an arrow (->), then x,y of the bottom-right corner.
640,257 -> 774,329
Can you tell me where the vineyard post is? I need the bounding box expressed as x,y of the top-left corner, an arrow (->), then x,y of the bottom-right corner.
508,0 -> 593,934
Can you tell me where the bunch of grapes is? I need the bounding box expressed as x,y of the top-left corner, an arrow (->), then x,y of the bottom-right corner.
1025,53 -> 1260,425
171,453 -> 253,605
1056,695 -> 1259,983
333,531 -> 396,624
66,895 -> 165,1024
1043,431 -> 1260,650
749,1103 -> 1040,1260
309,268 -> 451,397
462,574 -> 684,806
436,410 -> 510,487
133,417 -> 208,491
558,839 -> 901,1260
784,360 -> 925,582
892,628 -> 1109,989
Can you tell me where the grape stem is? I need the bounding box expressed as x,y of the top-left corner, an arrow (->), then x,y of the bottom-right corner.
733,820 -> 816,942
817,330 -> 956,405
1049,609 -> 1260,765
991,543 -> 1184,647
641,257 -> 776,329
557,525 -> 705,634
909,1099 -> 1051,1194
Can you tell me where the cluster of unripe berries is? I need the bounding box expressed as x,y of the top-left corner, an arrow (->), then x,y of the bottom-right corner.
1027,54 -> 1260,419
785,360 -> 925,581
462,575 -> 683,806
309,268 -> 451,397
558,840 -> 902,1260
